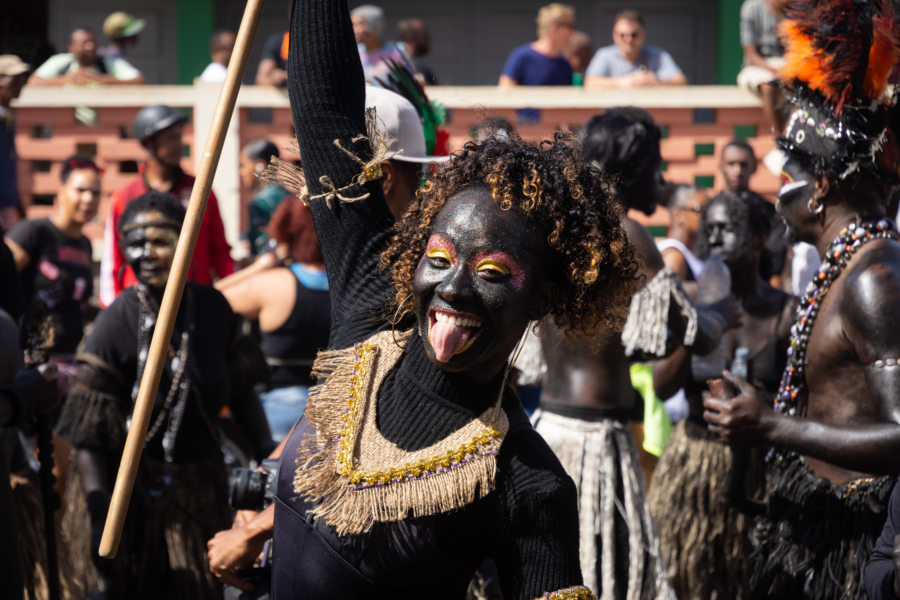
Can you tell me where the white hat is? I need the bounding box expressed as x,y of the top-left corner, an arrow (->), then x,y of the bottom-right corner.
365,85 -> 449,164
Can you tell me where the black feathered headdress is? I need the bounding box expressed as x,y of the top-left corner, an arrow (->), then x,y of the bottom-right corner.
777,0 -> 900,180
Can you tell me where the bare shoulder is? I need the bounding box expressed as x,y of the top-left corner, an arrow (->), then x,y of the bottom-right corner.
622,216 -> 664,278
842,239 -> 900,357
661,246 -> 689,280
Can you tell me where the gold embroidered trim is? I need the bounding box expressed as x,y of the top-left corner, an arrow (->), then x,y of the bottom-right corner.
534,586 -> 597,600
294,329 -> 509,535
336,340 -> 503,486
335,342 -> 372,480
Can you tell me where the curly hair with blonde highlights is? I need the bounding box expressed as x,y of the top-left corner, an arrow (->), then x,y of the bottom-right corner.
379,133 -> 642,340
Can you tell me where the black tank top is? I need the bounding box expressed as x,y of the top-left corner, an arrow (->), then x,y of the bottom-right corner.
259,266 -> 331,388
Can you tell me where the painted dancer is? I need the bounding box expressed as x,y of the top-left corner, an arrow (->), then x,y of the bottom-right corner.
649,193 -> 795,599
704,2 -> 900,598
534,108 -> 738,600
56,192 -> 273,600
265,0 -> 645,598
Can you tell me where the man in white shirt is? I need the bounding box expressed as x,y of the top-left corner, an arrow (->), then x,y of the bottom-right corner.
198,31 -> 236,83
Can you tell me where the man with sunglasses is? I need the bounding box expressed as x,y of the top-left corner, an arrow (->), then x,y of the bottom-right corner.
585,9 -> 686,89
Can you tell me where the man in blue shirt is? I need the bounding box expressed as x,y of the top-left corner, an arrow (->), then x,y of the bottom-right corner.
585,10 -> 686,89
499,3 -> 575,123
0,55 -> 29,233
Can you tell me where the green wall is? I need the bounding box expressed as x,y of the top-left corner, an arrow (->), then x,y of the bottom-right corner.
176,0 -> 215,84
717,0 -> 744,84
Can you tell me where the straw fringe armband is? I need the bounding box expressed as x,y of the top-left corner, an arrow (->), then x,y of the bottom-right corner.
621,267 -> 697,358
262,108 -> 397,209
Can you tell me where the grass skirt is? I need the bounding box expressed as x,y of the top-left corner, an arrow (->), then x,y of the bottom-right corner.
9,470 -> 83,600
532,408 -> 674,600
60,457 -> 231,600
750,453 -> 894,599
647,420 -> 763,600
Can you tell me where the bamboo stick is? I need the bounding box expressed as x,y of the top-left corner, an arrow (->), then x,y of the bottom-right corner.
99,0 -> 268,558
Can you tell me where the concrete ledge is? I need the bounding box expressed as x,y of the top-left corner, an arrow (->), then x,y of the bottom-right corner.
15,84 -> 761,110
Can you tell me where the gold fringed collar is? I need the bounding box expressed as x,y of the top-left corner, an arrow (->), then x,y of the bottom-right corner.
294,330 -> 508,535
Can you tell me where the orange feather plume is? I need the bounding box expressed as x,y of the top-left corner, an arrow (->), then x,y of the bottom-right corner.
864,13 -> 900,100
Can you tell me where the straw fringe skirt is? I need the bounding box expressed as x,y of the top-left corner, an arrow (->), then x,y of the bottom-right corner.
750,453 -> 893,599
9,471 -> 83,600
532,409 -> 674,600
647,420 -> 761,600
60,457 -> 231,600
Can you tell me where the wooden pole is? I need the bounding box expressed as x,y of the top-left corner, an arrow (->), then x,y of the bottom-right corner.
99,0 -> 267,558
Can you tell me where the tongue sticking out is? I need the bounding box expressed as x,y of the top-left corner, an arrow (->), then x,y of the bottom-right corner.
429,319 -> 475,363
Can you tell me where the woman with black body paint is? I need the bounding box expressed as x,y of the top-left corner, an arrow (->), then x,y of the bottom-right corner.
269,0 -> 642,598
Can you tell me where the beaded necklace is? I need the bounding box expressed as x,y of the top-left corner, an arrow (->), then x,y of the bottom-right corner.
774,218 -> 897,419
133,286 -> 193,464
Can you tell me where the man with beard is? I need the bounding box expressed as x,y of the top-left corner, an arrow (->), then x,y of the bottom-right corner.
704,1 -> 900,597
29,28 -> 144,86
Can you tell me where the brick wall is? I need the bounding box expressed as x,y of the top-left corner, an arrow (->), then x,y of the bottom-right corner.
13,84 -> 777,246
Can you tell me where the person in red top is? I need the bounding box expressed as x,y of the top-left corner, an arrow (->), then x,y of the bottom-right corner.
99,104 -> 233,306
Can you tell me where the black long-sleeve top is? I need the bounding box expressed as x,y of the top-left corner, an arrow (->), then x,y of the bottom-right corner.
281,0 -> 586,597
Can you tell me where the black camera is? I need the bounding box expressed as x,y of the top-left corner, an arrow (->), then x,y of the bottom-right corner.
227,458 -> 279,510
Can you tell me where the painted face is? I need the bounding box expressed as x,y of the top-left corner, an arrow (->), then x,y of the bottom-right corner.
776,158 -> 816,243
703,201 -> 751,267
59,168 -> 101,226
122,211 -> 179,289
412,189 -> 551,381
721,146 -> 756,192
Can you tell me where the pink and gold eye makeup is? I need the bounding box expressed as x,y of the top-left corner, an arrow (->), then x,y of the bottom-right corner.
470,250 -> 525,290
425,234 -> 457,265
422,234 -> 525,290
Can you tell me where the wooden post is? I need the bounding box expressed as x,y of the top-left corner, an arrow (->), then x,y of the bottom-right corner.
99,0 -> 267,558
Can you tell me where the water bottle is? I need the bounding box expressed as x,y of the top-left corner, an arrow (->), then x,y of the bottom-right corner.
691,254 -> 731,381
730,346 -> 750,380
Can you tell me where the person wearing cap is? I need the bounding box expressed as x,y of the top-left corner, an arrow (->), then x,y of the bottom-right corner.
351,4 -> 406,82
98,105 -> 233,307
0,54 -> 30,234
100,11 -> 146,62
29,28 -> 144,86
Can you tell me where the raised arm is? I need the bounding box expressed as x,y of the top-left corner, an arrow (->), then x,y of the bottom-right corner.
288,0 -> 396,348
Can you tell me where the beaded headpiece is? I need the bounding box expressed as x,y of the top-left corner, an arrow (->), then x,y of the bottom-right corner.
777,0 -> 900,181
